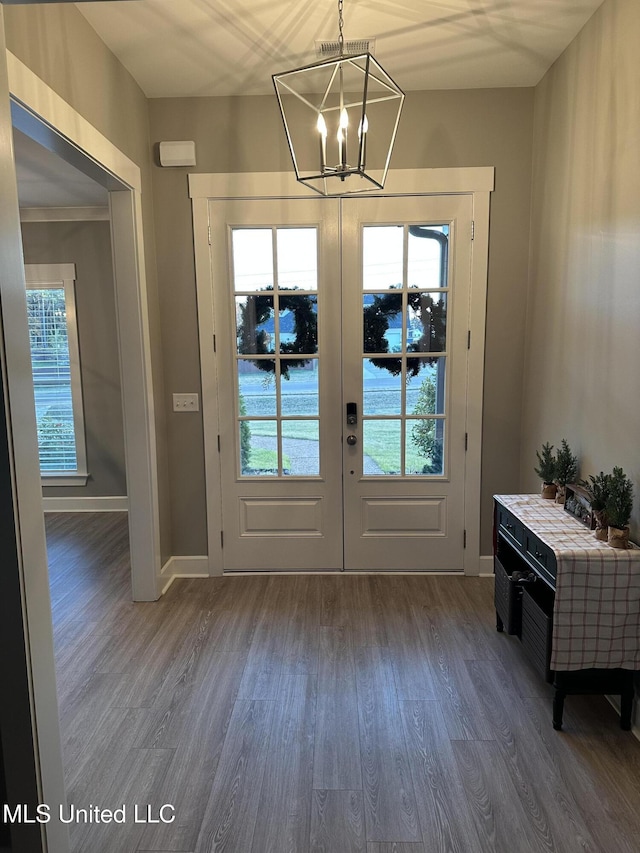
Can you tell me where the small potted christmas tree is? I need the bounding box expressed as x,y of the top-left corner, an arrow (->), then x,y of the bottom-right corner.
587,471 -> 611,541
554,439 -> 578,505
606,467 -> 634,548
534,443 -> 557,499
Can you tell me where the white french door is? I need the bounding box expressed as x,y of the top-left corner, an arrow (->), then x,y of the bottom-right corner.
342,195 -> 471,570
208,192 -> 473,571
211,197 -> 343,570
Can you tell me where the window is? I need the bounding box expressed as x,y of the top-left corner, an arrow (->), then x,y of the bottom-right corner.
24,263 -> 88,485
232,226 -> 320,477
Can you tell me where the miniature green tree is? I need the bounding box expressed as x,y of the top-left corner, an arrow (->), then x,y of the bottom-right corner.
534,442 -> 556,484
587,471 -> 611,512
554,439 -> 578,487
606,467 -> 634,530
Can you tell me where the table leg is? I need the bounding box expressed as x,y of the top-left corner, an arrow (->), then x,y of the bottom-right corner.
553,688 -> 565,730
620,687 -> 634,731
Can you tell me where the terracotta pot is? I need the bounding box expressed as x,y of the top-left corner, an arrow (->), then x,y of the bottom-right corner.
541,482 -> 557,500
594,509 -> 608,541
608,525 -> 630,549
555,484 -> 566,505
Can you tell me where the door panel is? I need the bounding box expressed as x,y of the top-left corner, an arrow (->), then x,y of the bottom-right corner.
341,195 -> 472,570
210,198 -> 342,570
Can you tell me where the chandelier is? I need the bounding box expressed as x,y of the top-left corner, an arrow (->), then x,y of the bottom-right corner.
272,0 -> 405,196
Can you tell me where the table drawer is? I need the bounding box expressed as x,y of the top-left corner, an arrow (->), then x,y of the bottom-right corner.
498,505 -> 525,550
524,533 -> 556,586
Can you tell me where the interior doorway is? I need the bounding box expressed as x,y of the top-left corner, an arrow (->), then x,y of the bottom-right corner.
8,66 -> 161,600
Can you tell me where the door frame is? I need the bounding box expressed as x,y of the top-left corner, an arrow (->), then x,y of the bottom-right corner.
7,51 -> 162,601
0,20 -> 67,851
190,167 -> 494,576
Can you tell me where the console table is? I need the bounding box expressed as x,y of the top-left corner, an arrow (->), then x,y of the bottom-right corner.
494,495 -> 639,730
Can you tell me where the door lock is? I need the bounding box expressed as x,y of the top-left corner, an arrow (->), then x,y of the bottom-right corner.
346,402 -> 358,425
346,434 -> 357,446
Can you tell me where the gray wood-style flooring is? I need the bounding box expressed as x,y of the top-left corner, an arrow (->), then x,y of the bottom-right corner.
46,512 -> 640,853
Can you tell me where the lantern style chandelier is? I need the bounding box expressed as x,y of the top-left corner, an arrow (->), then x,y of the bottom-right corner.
272,0 -> 405,196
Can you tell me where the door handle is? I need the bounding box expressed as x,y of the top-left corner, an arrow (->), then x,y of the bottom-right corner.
346,402 -> 358,425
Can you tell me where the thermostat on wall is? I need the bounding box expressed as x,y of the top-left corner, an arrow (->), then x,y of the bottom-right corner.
159,140 -> 196,167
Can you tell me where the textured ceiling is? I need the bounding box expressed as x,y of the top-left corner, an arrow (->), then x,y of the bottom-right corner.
76,0 -> 605,98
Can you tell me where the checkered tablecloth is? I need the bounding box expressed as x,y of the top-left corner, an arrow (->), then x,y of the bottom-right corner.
495,495 -> 640,671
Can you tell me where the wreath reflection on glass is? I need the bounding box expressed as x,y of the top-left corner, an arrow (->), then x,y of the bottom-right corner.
363,290 -> 446,376
237,287 -> 445,379
236,288 -> 317,378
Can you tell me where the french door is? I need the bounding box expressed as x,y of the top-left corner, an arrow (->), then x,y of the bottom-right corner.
209,193 -> 473,571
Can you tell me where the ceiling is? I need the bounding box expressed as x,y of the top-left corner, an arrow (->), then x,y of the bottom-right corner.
13,128 -> 108,209
77,0 -> 605,98
13,0 -> 604,208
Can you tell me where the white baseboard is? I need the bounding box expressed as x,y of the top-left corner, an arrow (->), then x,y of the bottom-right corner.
42,495 -> 129,513
159,555 -> 209,594
157,557 -> 495,592
478,554 -> 494,577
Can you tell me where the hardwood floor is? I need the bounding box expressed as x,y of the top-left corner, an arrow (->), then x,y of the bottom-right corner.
45,512 -> 640,853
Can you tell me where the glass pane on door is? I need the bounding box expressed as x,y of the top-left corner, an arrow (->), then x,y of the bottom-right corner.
360,223 -> 449,477
232,226 -> 320,477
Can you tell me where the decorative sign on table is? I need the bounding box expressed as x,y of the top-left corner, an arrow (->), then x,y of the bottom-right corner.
563,483 -> 596,529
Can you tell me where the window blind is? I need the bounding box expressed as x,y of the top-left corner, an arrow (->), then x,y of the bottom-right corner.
26,288 -> 78,472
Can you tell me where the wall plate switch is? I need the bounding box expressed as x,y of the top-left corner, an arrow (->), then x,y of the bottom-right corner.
172,393 -> 199,412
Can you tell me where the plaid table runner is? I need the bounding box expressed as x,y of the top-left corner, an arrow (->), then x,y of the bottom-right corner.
495,495 -> 640,671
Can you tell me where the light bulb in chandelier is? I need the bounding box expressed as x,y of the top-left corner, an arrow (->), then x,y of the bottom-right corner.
358,114 -> 368,170
337,108 -> 349,170
317,112 -> 328,171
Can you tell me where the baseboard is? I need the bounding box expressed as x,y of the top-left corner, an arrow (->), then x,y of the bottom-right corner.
157,559 -> 495,590
42,495 -> 129,513
159,555 -> 209,594
478,554 -> 494,577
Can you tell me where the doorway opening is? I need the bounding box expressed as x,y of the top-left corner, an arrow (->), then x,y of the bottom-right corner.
10,86 -> 160,601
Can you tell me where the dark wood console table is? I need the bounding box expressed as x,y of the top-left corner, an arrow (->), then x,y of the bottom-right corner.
494,495 -> 639,730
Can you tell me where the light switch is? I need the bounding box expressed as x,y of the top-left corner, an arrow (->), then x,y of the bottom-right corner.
172,393 -> 199,412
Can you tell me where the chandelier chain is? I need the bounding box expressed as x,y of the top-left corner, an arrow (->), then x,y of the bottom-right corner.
338,0 -> 344,54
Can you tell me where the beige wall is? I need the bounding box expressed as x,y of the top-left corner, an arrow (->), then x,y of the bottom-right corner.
4,1 -> 536,559
150,88 -> 534,556
21,220 -> 127,498
521,0 -> 640,541
4,3 -> 172,561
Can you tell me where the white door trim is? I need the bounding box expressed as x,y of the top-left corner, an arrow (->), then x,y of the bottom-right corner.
192,195 -> 224,575
189,167 -> 494,200
465,189 -> 491,574
191,168 -> 493,575
7,51 -> 141,192
1,23 -> 68,852
7,51 -> 161,600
